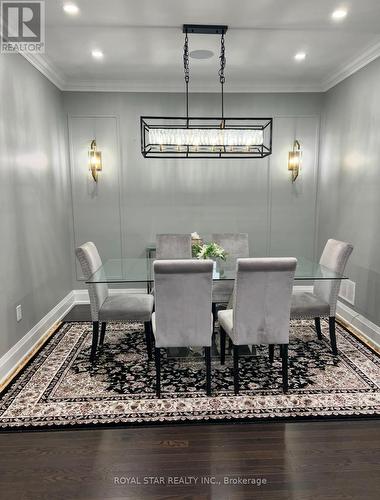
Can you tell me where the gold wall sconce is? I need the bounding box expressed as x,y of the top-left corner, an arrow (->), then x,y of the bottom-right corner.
88,139 -> 102,182
288,140 -> 302,182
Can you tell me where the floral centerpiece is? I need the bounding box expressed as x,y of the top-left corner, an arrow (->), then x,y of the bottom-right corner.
191,233 -> 228,261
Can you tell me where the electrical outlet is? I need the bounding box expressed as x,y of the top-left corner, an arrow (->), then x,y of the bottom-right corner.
16,305 -> 22,322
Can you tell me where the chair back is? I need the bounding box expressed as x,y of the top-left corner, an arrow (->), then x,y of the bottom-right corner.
155,234 -> 192,260
153,259 -> 213,348
314,239 -> 354,316
75,242 -> 109,321
233,257 -> 297,345
212,233 -> 249,259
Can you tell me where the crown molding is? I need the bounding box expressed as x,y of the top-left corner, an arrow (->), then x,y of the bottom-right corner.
16,46 -> 321,93
16,52 -> 323,92
18,41 -> 380,94
322,41 -> 380,91
2,11 -> 66,91
62,80 -> 323,93
21,52 -> 66,90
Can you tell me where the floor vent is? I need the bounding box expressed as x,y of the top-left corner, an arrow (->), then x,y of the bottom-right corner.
339,279 -> 356,305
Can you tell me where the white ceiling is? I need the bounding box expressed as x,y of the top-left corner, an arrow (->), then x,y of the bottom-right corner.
27,0 -> 380,92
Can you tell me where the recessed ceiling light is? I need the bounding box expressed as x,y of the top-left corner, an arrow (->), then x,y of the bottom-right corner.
92,49 -> 104,60
63,3 -> 79,15
294,52 -> 306,62
331,8 -> 348,21
190,49 -> 214,60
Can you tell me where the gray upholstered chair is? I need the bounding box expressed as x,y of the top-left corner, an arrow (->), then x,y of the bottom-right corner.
152,259 -> 213,397
76,242 -> 154,362
155,234 -> 192,259
210,233 -> 249,332
211,233 -> 249,305
291,239 -> 353,355
149,234 -> 192,295
218,257 -> 297,394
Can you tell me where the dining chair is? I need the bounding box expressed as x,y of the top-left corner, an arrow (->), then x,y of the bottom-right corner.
76,242 -> 154,363
291,239 -> 353,355
155,234 -> 192,259
210,233 -> 249,332
149,234 -> 193,296
211,233 -> 249,304
152,259 -> 213,398
218,257 -> 297,394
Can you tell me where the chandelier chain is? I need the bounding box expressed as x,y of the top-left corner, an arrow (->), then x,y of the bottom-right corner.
219,33 -> 226,120
183,31 -> 190,84
183,30 -> 190,122
219,33 -> 226,85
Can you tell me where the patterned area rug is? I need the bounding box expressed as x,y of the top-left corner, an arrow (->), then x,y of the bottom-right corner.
1,320 -> 379,429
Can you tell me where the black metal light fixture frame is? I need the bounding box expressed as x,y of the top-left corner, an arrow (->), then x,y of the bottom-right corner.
140,24 -> 273,159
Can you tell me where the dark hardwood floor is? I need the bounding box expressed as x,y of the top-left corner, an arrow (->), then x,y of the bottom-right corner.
1,419 -> 379,499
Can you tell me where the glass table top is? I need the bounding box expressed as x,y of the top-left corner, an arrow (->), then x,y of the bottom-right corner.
86,256 -> 347,284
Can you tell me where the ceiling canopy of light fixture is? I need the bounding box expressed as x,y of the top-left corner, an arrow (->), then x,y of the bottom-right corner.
140,24 -> 273,159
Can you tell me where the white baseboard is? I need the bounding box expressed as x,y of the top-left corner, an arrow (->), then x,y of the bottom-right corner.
336,301 -> 380,350
294,285 -> 313,293
0,291 -> 75,389
294,285 -> 380,350
73,289 -> 91,304
1,285 -> 379,390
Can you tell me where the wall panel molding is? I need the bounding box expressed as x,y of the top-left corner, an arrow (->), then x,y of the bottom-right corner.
68,114 -> 123,280
64,94 -> 322,274
268,115 -> 320,261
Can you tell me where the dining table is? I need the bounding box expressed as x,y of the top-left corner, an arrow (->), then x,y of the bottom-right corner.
86,247 -> 347,359
86,250 -> 347,288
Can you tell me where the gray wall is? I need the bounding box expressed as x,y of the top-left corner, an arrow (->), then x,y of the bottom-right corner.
0,54 -> 72,358
2,49 -> 379,362
2,49 -> 378,361
319,57 -> 380,326
63,92 -> 322,284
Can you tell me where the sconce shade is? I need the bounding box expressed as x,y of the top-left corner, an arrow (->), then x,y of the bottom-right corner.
89,139 -> 102,182
288,151 -> 301,169
288,140 -> 301,182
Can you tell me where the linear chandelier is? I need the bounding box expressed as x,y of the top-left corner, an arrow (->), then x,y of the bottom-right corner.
140,24 -> 273,159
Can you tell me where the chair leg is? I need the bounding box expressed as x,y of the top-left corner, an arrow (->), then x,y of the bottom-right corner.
90,321 -> 99,362
155,348 -> 161,398
212,303 -> 217,334
329,316 -> 338,355
144,321 -> 153,361
228,337 -> 233,353
269,344 -> 275,364
314,317 -> 322,340
280,344 -> 288,393
220,326 -> 226,365
233,346 -> 240,395
99,322 -> 107,346
205,347 -> 212,396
